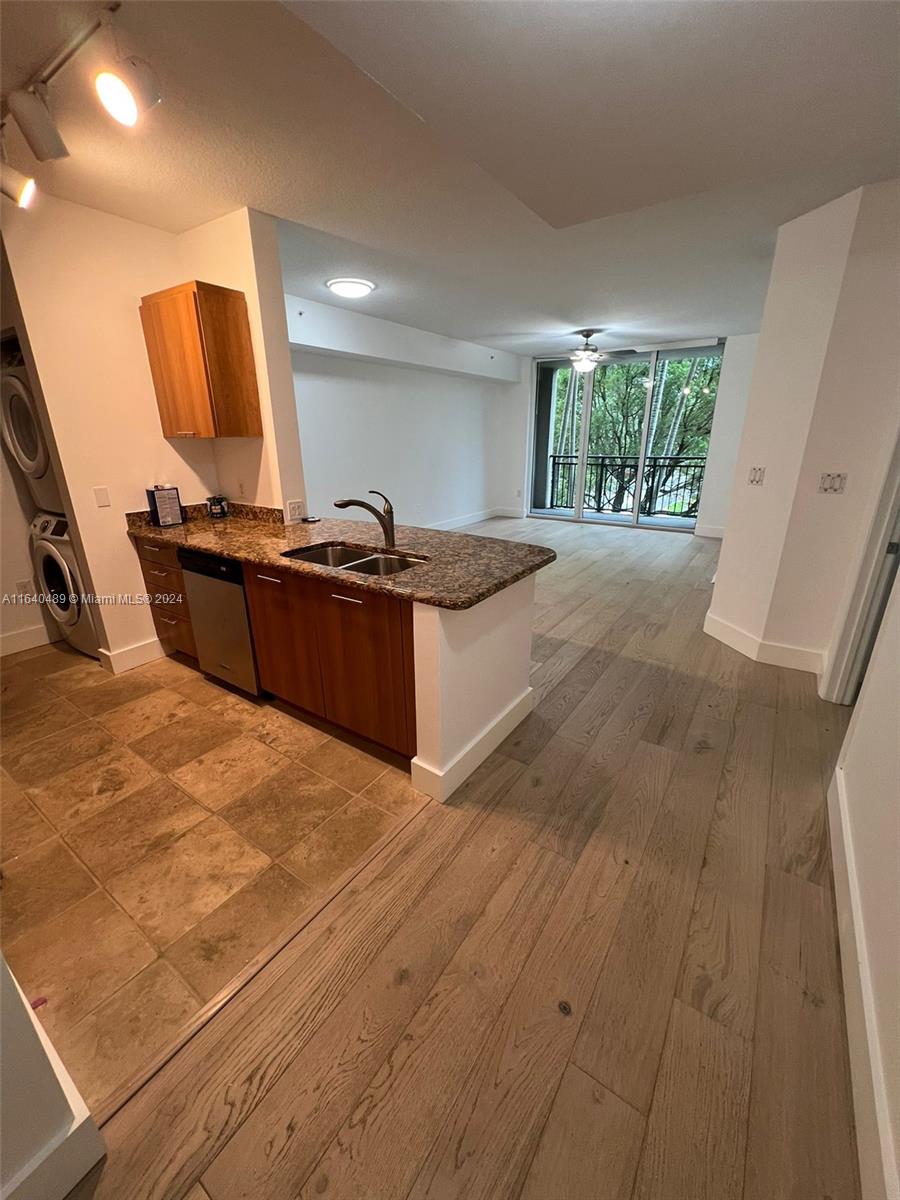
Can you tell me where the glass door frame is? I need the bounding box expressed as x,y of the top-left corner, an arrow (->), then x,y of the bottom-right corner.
529,342 -> 722,530
544,350 -> 658,526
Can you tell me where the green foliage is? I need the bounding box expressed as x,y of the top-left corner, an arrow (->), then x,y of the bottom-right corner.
551,354 -> 720,459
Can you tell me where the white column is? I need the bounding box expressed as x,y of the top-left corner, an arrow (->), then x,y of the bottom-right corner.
410,575 -> 535,803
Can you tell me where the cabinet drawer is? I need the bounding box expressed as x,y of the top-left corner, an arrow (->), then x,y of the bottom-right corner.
136,539 -> 181,569
151,605 -> 197,658
139,559 -> 188,614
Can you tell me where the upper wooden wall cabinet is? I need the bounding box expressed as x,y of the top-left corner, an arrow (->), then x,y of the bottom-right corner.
139,280 -> 263,438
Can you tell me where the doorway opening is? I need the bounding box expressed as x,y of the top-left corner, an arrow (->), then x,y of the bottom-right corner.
529,343 -> 723,530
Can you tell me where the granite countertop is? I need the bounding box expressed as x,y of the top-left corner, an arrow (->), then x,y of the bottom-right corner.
128,515 -> 556,610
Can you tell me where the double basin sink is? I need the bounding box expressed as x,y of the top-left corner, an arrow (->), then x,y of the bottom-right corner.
281,542 -> 427,577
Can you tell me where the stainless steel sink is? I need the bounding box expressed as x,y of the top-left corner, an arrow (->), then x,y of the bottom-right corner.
281,543 -> 377,567
343,553 -> 426,576
281,542 -> 426,575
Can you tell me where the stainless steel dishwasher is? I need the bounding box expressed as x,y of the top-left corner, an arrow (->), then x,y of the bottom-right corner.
177,548 -> 259,694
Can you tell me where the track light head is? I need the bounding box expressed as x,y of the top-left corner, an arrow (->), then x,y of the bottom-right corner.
0,165 -> 37,209
7,88 -> 68,161
95,57 -> 161,126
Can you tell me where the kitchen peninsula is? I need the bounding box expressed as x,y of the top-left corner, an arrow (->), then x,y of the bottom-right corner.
129,513 -> 555,801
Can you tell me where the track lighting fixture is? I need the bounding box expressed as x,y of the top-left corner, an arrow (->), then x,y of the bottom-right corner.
95,57 -> 161,127
0,164 -> 36,208
7,87 -> 68,161
0,2 -> 162,200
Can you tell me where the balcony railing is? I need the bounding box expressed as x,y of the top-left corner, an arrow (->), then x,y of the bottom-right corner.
548,454 -> 706,519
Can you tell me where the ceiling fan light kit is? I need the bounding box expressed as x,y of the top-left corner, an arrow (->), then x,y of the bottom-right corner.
569,328 -> 606,372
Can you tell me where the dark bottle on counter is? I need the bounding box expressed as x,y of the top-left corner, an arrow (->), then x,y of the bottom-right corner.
207,495 -> 229,519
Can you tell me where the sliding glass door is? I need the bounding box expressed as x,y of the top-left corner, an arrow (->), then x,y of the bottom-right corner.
529,343 -> 722,530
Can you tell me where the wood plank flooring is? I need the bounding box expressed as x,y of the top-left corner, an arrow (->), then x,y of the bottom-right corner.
70,518 -> 860,1200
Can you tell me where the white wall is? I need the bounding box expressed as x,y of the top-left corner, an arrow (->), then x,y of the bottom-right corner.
1,957 -> 104,1199
694,333 -> 758,539
830,576 -> 900,1200
0,450 -> 56,654
285,294 -> 520,383
2,194 -> 300,669
767,182 -> 900,671
706,180 -> 900,678
292,350 -> 523,529
177,209 -> 302,514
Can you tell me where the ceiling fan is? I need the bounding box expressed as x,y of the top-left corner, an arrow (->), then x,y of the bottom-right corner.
568,329 -> 607,372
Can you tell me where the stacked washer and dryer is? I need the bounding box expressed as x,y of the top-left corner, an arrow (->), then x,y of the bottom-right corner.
0,357 -> 99,658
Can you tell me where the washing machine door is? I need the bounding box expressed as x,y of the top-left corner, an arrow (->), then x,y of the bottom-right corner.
1,370 -> 49,479
33,540 -> 80,628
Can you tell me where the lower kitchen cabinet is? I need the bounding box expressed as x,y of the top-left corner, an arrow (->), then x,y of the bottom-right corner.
244,566 -> 325,717
315,582 -> 416,756
244,566 -> 416,756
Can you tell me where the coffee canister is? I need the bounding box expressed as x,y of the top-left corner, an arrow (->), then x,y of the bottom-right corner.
207,495 -> 229,519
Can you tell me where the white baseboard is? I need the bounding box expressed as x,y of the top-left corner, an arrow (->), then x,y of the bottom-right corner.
411,687 -> 534,804
0,623 -> 54,656
828,767 -> 899,1200
428,507 -> 525,532
693,523 -> 725,539
99,635 -> 166,676
703,610 -> 823,674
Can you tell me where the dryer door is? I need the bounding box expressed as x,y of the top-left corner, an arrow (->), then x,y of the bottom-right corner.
33,540 -> 80,628
1,370 -> 50,479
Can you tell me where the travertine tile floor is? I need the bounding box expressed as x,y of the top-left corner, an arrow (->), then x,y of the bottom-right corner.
0,642 -> 427,1113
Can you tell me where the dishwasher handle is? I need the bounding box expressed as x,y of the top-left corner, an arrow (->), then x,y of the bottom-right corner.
177,547 -> 244,585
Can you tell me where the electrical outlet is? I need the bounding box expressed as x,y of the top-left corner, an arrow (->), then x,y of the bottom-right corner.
287,498 -> 307,522
819,472 -> 847,494
15,579 -> 33,597
748,466 -> 766,486
93,486 -> 111,508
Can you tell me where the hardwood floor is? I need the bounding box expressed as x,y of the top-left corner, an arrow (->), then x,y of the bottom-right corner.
70,518 -> 859,1200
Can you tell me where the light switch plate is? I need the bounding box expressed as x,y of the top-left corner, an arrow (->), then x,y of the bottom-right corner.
15,579 -> 33,596
287,498 -> 307,521
819,472 -> 847,494
93,486 -> 111,507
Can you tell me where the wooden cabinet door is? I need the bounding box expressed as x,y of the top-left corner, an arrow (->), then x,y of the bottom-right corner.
139,290 -> 216,438
244,566 -> 324,716
195,286 -> 263,437
314,582 -> 414,755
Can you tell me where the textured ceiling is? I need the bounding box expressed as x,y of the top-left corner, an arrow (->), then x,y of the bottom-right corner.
290,1 -> 900,228
1,1 -> 896,355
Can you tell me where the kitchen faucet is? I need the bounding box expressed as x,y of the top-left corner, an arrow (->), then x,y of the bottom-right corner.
334,490 -> 396,549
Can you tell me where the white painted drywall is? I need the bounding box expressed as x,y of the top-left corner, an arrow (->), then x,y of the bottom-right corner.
411,575 -> 535,801
3,194 -> 216,663
284,293 -> 520,383
292,349 -> 526,529
766,181 -> 900,672
831,576 -> 900,1200
1,958 -> 104,1200
706,180 -> 900,678
2,194 -> 300,666
0,450 -> 55,655
177,209 -> 303,516
694,333 -> 758,538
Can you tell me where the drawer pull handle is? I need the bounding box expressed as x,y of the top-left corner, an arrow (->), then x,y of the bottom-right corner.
149,569 -> 168,577
257,574 -> 282,584
159,616 -> 177,626
144,546 -> 163,552
331,594 -> 363,605
175,431 -> 196,436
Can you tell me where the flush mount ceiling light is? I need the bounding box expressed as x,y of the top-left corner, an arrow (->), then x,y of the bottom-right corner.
95,57 -> 160,126
569,329 -> 606,373
326,278 -> 376,299
0,164 -> 36,208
